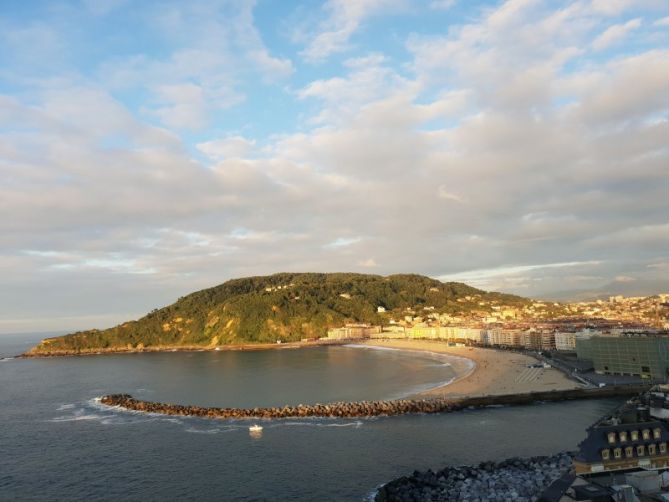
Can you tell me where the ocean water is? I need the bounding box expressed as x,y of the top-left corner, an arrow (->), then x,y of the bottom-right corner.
0,334 -> 621,501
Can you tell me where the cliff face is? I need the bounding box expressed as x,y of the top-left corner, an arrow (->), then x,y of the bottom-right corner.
27,272 -> 528,355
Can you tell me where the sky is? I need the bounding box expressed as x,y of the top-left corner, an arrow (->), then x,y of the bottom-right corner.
1,0 -> 669,333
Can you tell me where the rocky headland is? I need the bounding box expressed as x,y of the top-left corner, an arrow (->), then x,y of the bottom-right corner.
28,273 -> 526,355
374,452 -> 574,502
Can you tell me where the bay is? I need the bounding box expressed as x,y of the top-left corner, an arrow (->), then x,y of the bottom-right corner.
0,335 -> 618,501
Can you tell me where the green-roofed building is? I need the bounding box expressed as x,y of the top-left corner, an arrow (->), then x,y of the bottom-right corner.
575,337 -> 594,361
590,335 -> 669,380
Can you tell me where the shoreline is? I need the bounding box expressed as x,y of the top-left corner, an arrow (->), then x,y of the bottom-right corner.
357,339 -> 582,398
343,343 -> 478,397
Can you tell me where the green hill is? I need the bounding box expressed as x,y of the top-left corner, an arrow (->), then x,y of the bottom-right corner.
27,272 -> 529,355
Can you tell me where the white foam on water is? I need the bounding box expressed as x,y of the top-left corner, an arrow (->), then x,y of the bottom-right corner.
397,376 -> 457,399
273,420 -> 363,429
185,426 -> 239,434
50,414 -> 104,422
343,344 -> 400,352
343,343 -> 474,371
57,403 -> 76,411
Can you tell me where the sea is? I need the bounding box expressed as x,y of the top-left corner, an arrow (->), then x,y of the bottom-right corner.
0,333 -> 621,501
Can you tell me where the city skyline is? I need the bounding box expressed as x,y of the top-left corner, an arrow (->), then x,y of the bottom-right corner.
2,0 -> 669,333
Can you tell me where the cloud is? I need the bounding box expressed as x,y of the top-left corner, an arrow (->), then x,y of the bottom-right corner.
197,136 -> 257,160
437,186 -> 466,203
2,0 -> 669,332
592,18 -> 642,51
301,0 -> 404,62
149,83 -> 210,130
95,2 -> 290,130
326,237 -> 363,248
589,0 -> 637,17
614,275 -> 636,283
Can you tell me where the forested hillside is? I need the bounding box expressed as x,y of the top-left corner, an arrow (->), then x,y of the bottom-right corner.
27,273 -> 529,354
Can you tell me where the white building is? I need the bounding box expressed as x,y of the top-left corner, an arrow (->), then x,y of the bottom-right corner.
555,332 -> 576,351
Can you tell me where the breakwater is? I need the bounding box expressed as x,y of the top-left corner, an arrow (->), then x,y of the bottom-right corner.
374,452 -> 574,502
101,384 -> 648,420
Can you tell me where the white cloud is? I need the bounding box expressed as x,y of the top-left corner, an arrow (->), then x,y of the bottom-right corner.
592,18 -> 642,51
326,237 -> 363,248
301,0 -> 404,62
95,3 -> 290,130
437,186 -> 466,203
150,83 -> 209,130
614,275 -> 636,283
197,136 -> 257,160
439,261 -> 602,283
589,0 -> 636,16
655,16 -> 669,27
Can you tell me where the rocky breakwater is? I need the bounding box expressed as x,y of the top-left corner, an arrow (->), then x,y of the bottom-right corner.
100,394 -> 458,419
101,385 -> 649,421
375,452 -> 574,502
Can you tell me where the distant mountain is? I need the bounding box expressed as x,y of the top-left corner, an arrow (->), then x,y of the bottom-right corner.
540,279 -> 669,302
26,272 -> 528,355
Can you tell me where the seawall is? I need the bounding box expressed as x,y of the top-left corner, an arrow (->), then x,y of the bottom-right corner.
374,452 -> 575,501
101,384 -> 649,420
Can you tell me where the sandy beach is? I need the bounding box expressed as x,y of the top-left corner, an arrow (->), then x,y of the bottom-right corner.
360,339 -> 581,398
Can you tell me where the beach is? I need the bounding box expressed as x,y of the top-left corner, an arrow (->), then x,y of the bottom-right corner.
359,339 -> 581,398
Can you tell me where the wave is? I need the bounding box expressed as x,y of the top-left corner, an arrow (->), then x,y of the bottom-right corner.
68,397 -> 369,433
273,420 -> 363,429
343,343 -> 476,398
185,426 -> 238,434
50,413 -> 105,422
343,343 -> 475,371
343,344 -> 400,352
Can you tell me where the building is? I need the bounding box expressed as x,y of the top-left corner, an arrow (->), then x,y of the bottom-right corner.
520,331 -> 543,350
543,386 -> 669,500
372,326 -> 406,339
576,336 -> 594,361
555,332 -> 576,351
407,325 -> 439,339
573,420 -> 669,475
439,327 -> 486,344
326,323 -> 382,340
589,335 -> 669,379
541,332 -> 556,351
573,388 -> 669,475
487,329 -> 522,347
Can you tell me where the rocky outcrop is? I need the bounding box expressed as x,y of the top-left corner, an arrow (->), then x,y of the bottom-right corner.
374,452 -> 574,502
100,384 -> 648,420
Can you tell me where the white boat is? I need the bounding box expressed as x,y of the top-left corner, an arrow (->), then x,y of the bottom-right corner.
249,424 -> 263,432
